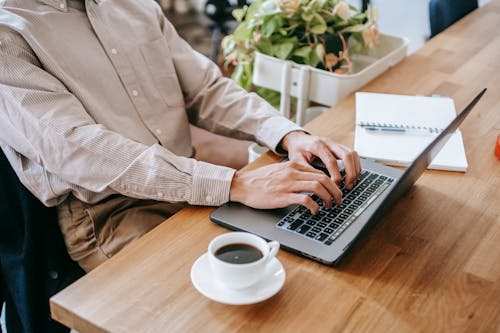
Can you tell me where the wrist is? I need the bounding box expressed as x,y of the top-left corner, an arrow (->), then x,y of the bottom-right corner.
229,170 -> 245,203
280,130 -> 308,152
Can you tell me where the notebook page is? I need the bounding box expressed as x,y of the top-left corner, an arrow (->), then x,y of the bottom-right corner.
354,92 -> 468,172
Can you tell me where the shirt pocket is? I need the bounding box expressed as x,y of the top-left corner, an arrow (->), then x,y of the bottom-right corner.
140,37 -> 184,108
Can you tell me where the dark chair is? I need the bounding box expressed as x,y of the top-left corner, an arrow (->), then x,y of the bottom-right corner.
429,0 -> 478,38
0,148 -> 84,333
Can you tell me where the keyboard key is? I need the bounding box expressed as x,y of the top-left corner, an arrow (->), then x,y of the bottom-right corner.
306,231 -> 317,238
312,227 -> 322,233
317,222 -> 327,228
306,220 -> 316,226
324,227 -> 334,234
333,217 -> 343,224
316,233 -> 329,242
344,208 -> 354,214
288,219 -> 304,230
297,225 -> 311,234
329,223 -> 340,229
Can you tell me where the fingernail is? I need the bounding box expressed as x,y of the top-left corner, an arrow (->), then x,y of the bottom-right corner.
346,183 -> 353,190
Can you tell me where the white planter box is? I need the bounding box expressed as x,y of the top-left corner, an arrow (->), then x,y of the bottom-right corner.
252,34 -> 409,107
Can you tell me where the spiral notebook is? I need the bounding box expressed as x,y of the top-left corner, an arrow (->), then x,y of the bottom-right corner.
354,92 -> 468,172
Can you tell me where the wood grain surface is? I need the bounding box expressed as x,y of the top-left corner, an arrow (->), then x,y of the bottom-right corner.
50,2 -> 500,332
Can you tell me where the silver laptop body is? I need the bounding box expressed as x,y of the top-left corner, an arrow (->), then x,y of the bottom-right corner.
210,89 -> 486,266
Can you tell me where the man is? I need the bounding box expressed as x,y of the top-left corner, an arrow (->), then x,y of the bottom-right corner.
0,0 -> 361,272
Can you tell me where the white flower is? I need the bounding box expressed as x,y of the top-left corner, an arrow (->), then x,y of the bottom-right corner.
332,1 -> 351,21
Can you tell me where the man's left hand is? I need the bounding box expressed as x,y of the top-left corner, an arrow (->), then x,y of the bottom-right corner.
280,131 -> 361,189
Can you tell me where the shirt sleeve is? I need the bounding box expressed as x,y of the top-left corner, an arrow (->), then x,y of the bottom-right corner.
0,27 -> 234,206
155,7 -> 304,154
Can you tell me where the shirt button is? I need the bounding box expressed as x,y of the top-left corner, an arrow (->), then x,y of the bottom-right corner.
132,90 -> 139,97
206,195 -> 213,203
155,129 -> 162,135
111,48 -> 118,55
59,3 -> 65,9
49,271 -> 59,280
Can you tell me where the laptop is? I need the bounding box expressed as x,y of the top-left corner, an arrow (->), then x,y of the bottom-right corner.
210,89 -> 486,266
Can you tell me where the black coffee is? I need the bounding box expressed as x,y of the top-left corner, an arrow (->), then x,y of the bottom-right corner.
214,243 -> 263,264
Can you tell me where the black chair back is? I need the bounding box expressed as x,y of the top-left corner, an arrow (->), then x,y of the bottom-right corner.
429,0 -> 478,37
0,149 -> 84,333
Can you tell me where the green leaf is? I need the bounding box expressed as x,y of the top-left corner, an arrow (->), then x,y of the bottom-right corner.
255,0 -> 281,17
310,13 -> 327,34
293,46 -> 312,58
315,43 -> 325,63
308,48 -> 321,67
232,64 -> 245,87
221,36 -> 235,54
273,42 -> 295,59
261,16 -> 284,37
232,23 -> 253,41
245,0 -> 263,18
256,87 -> 281,109
301,12 -> 314,22
256,38 -> 273,54
341,24 -> 365,33
232,7 -> 247,22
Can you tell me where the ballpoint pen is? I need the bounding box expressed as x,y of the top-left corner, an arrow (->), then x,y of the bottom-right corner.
357,122 -> 443,135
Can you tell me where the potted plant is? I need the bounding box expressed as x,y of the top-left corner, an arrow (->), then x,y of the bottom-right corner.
221,0 -> 381,106
222,0 -> 408,162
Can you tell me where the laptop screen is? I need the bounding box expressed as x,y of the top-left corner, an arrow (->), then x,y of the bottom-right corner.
384,89 -> 486,206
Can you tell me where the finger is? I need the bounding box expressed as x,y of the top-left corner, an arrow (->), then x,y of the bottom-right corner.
290,161 -> 327,175
285,193 -> 319,214
315,142 -> 342,184
290,180 -> 333,208
353,150 -> 362,175
354,151 -> 362,176
288,169 -> 343,205
342,151 -> 360,189
326,142 -> 358,189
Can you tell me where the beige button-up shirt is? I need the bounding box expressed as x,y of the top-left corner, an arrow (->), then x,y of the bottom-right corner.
0,0 -> 302,206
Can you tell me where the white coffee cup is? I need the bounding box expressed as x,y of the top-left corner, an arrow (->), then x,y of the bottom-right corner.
208,232 -> 280,290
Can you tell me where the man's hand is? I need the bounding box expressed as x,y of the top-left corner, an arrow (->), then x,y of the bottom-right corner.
280,131 -> 361,189
229,161 -> 342,214
228,132 -> 361,214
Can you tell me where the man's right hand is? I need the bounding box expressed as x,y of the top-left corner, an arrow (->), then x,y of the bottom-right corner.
229,161 -> 342,214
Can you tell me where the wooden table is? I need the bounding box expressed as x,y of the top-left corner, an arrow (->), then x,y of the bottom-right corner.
50,2 -> 500,332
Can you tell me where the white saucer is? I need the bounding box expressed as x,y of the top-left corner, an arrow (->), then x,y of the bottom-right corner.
190,253 -> 285,305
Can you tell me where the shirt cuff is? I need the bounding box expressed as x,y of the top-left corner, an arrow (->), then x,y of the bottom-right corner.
255,116 -> 306,156
189,161 -> 235,206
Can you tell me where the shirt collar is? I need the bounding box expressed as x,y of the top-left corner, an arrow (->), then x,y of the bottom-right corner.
38,0 -> 101,12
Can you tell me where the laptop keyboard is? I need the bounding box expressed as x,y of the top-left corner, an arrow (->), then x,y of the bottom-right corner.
276,169 -> 394,246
